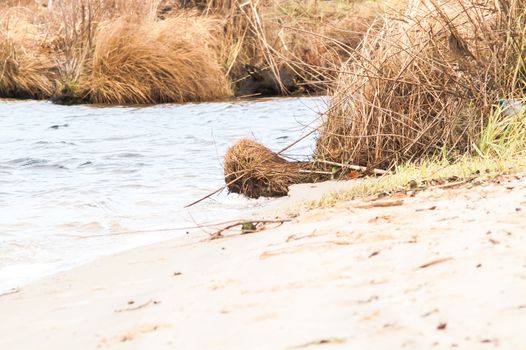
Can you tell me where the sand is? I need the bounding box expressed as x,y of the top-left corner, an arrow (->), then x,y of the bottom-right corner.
1,173 -> 526,349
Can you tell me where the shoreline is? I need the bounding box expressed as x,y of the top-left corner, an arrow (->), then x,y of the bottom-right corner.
2,174 -> 526,348
0,95 -> 326,296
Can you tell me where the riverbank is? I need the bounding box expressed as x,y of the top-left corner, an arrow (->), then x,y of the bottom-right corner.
0,0 -> 386,104
2,172 -> 526,349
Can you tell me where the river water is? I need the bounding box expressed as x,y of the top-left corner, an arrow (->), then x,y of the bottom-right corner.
0,96 -> 327,292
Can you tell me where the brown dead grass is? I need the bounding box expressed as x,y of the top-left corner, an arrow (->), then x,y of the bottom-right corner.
0,0 -> 392,102
222,0 -> 526,199
250,0 -> 384,89
0,7 -> 56,99
190,0 -> 389,93
0,0 -> 233,103
224,138 -> 326,198
84,13 -> 230,104
315,0 -> 526,169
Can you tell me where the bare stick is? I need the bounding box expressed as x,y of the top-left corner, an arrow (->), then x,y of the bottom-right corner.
419,257 -> 453,269
314,159 -> 388,175
210,219 -> 291,240
114,299 -> 160,313
184,185 -> 227,208
355,200 -> 404,209
275,126 -> 321,154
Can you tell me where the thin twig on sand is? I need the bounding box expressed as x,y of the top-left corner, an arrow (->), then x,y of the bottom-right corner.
435,178 -> 474,189
114,299 -> 160,313
355,199 -> 404,209
419,257 -> 453,269
210,219 -> 291,240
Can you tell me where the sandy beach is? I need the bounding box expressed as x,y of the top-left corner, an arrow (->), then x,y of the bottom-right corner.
1,173 -> 526,349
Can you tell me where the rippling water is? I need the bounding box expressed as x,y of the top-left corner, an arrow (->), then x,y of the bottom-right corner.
0,96 -> 327,291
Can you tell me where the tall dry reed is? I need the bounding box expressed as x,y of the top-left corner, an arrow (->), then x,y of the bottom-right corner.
316,0 -> 526,169
0,0 -> 389,102
190,0 -> 384,93
0,9 -> 55,98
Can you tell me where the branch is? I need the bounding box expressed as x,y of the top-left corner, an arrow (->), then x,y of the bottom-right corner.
210,219 -> 291,240
314,159 -> 389,175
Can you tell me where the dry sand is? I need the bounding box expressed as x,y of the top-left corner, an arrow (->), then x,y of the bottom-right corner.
1,173 -> 526,349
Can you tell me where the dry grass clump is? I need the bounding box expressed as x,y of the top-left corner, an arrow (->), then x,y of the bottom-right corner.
316,0 -> 526,169
0,11 -> 55,98
191,0 -> 389,93
224,138 -> 325,198
253,0 -> 383,85
0,0 -> 232,104
0,0 -> 167,102
84,14 -> 229,104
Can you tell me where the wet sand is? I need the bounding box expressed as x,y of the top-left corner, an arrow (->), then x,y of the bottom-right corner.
1,173 -> 526,349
